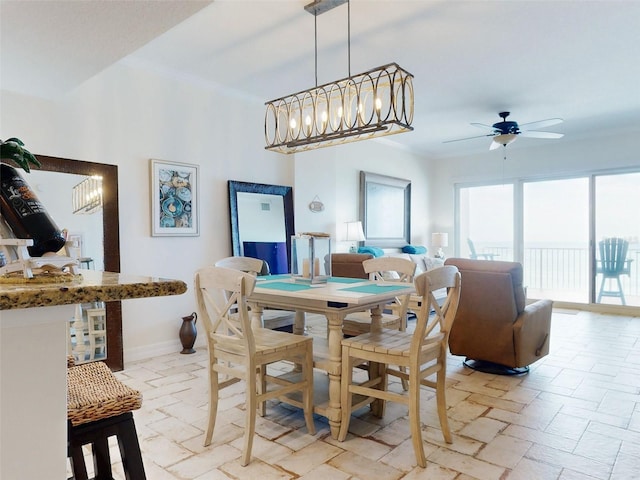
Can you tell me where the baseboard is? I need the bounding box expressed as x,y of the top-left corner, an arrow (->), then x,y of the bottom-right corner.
124,337 -> 207,364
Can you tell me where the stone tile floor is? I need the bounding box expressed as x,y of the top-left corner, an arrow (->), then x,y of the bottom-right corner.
72,309 -> 640,479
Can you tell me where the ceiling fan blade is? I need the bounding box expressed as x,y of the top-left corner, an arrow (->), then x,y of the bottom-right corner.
470,122 -> 497,131
519,117 -> 563,130
519,130 -> 564,139
443,133 -> 496,144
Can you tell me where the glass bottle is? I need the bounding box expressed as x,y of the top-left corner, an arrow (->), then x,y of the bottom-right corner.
0,163 -> 66,257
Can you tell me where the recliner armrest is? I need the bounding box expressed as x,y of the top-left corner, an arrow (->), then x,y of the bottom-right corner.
513,299 -> 553,367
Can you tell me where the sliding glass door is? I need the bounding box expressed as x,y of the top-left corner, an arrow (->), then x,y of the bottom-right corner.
523,178 -> 589,302
594,172 -> 640,306
458,184 -> 513,261
456,169 -> 639,307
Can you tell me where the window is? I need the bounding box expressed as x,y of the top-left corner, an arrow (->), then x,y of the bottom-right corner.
456,169 -> 640,307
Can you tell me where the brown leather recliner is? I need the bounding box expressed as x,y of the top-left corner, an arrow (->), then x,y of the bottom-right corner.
444,258 -> 552,373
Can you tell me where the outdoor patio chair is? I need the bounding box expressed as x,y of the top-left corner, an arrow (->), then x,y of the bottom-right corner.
597,237 -> 633,305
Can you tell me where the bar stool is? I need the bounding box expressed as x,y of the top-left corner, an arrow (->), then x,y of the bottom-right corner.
67,357 -> 145,480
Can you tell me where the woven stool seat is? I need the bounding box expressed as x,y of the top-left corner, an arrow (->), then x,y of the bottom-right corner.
67,361 -> 142,426
67,360 -> 146,479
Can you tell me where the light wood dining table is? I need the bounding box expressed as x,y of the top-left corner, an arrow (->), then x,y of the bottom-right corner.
247,274 -> 415,439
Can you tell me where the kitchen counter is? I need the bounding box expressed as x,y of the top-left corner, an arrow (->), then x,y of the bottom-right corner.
0,269 -> 187,310
0,269 -> 187,480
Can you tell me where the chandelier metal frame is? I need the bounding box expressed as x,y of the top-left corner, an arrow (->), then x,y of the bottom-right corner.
264,0 -> 414,154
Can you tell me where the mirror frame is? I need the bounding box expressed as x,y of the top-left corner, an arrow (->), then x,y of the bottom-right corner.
360,171 -> 411,248
228,180 -> 295,270
37,155 -> 123,370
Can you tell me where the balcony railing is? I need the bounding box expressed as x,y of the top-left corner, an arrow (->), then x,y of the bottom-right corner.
476,245 -> 640,305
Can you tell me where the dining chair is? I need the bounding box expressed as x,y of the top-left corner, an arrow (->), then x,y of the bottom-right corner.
214,256 -> 294,330
467,238 -> 498,260
214,255 -> 267,276
338,265 -> 461,468
341,256 -> 417,337
194,266 -> 315,466
597,237 -> 632,305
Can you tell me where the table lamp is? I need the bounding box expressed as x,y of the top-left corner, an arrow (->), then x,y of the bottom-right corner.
345,221 -> 365,253
431,232 -> 448,259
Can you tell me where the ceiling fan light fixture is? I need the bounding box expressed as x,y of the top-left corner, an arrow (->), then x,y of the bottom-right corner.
492,133 -> 518,147
264,0 -> 414,154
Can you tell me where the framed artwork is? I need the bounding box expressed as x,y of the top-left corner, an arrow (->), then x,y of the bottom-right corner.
359,171 -> 411,248
150,159 -> 199,236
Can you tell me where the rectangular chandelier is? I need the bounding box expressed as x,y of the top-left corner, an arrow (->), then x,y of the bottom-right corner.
72,175 -> 103,215
265,63 -> 414,154
264,0 -> 414,154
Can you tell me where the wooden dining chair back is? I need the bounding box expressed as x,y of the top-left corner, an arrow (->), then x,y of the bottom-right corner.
214,255 -> 266,276
194,266 -> 315,466
341,256 -> 417,337
597,237 -> 632,305
214,256 -> 295,330
338,265 -> 461,468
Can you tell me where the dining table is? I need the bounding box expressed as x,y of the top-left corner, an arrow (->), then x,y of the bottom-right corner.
247,274 -> 415,439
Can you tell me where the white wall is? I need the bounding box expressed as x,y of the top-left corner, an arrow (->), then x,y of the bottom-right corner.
1,63 -> 294,361
293,140 -> 431,253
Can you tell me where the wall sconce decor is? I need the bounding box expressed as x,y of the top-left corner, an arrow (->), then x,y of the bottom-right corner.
264,0 -> 414,154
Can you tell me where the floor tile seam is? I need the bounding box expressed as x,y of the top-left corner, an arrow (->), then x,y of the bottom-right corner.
523,446 -> 614,479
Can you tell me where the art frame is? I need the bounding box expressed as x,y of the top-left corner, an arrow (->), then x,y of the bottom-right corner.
150,159 -> 199,237
360,171 -> 411,248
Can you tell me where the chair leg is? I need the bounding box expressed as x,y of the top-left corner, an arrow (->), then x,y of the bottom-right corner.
302,349 -> 316,435
338,349 -> 354,442
68,444 -> 89,480
116,414 -> 146,480
617,277 -> 626,305
257,365 -> 267,417
408,368 -> 426,468
91,434 -> 113,479
435,368 -> 452,444
204,367 -> 219,446
242,364 -> 258,466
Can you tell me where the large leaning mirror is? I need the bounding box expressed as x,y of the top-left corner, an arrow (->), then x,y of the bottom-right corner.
35,155 -> 123,370
228,180 -> 295,274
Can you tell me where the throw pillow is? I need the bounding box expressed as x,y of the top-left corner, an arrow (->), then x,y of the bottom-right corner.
358,246 -> 384,257
402,245 -> 427,254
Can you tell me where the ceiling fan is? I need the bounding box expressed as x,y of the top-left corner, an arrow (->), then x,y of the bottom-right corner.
445,111 -> 564,150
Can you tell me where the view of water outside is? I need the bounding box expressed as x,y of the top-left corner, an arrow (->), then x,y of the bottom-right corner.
458,171 -> 640,306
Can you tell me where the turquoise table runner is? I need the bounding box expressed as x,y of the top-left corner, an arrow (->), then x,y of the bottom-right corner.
328,277 -> 364,284
340,284 -> 407,294
259,274 -> 291,281
257,281 -> 312,292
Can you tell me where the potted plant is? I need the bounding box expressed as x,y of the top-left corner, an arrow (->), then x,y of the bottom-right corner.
1,137 -> 41,172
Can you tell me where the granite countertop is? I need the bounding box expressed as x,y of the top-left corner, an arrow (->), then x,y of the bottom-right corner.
0,270 -> 187,310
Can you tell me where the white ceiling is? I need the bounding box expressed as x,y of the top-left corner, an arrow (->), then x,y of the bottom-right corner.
2,0 -> 640,159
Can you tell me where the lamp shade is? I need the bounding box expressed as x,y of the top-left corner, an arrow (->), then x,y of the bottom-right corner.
345,221 -> 365,241
431,232 -> 448,248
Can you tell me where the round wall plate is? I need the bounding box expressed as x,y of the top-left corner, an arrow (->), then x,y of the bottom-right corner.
308,198 -> 324,213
